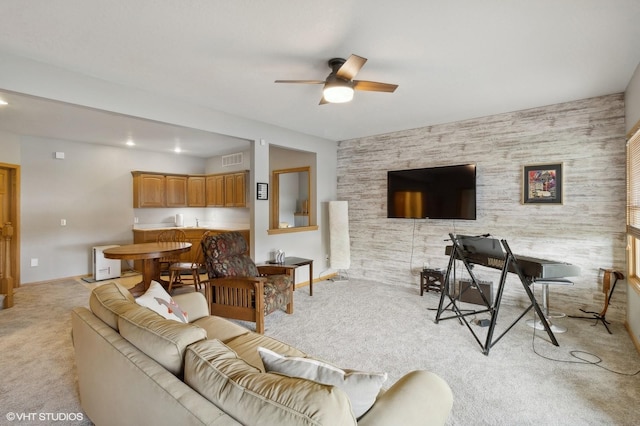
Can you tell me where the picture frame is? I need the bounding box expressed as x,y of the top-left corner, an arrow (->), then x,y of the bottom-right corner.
257,182 -> 268,200
522,163 -> 563,204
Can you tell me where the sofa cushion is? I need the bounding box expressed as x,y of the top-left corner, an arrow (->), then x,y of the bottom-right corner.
192,315 -> 251,343
258,347 -> 387,418
89,282 -> 136,330
185,339 -> 356,426
223,332 -> 306,371
118,305 -> 207,376
135,281 -> 189,323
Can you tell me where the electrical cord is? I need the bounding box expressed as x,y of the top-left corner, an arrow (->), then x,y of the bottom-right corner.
530,311 -> 640,377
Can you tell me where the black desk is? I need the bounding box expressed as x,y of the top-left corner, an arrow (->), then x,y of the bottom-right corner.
265,257 -> 314,296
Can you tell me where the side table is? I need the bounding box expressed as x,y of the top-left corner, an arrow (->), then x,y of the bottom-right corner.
420,268 -> 446,296
264,257 -> 314,296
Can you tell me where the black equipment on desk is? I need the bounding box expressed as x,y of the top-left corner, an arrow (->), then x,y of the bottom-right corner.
435,233 -> 580,355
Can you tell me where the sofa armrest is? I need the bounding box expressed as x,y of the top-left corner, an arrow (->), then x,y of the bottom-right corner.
173,291 -> 210,322
357,370 -> 452,426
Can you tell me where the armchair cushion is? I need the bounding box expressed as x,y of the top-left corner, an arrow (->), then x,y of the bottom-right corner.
264,278 -> 291,315
202,231 -> 259,278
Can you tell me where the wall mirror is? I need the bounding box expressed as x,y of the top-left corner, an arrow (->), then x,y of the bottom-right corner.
270,166 -> 313,232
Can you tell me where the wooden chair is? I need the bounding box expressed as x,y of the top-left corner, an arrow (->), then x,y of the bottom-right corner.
200,231 -> 294,334
167,231 -> 211,293
156,229 -> 187,276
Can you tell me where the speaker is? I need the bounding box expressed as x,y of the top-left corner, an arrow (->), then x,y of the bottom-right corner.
453,279 -> 493,305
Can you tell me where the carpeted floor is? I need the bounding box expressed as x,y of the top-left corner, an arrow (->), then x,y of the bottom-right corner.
1,277 -> 639,425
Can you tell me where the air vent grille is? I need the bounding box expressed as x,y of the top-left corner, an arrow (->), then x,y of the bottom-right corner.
222,152 -> 243,167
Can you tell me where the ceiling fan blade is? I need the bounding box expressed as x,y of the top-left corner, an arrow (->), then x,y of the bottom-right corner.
353,80 -> 398,93
336,55 -> 367,80
274,80 -> 325,84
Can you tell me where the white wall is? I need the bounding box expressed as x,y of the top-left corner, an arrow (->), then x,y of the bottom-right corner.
0,131 -> 21,164
625,61 -> 640,348
0,51 -> 337,285
19,135 -> 205,283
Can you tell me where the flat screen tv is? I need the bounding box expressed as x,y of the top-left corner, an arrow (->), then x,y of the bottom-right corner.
387,164 -> 476,220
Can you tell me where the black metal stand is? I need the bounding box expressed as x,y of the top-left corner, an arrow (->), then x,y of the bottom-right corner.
568,269 -> 623,334
435,234 -> 559,355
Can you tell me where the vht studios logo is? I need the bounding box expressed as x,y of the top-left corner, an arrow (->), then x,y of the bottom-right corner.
5,412 -> 84,422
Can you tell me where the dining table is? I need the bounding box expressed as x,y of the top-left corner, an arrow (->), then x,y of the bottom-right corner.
103,241 -> 192,296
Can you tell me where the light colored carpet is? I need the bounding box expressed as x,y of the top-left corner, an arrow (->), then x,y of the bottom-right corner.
1,277 -> 638,425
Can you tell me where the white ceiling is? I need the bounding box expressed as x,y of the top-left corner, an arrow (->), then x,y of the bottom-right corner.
1,0 -> 640,156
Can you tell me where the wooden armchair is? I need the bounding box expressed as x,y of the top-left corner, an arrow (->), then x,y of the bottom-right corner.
200,231 -> 294,333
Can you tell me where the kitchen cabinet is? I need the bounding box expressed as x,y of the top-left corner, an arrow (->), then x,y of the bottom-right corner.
132,172 -> 165,208
207,171 -> 247,207
224,172 -> 247,207
206,174 -> 225,207
133,171 -> 247,208
165,175 -> 188,207
188,176 -> 206,207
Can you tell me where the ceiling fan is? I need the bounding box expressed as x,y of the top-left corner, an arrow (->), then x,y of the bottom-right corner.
275,54 -> 398,104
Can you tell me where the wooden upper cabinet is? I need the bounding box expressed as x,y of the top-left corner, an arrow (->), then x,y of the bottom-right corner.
132,172 -> 165,207
165,175 -> 188,207
133,171 -> 247,208
187,176 -> 206,207
228,172 -> 247,207
206,174 -> 225,207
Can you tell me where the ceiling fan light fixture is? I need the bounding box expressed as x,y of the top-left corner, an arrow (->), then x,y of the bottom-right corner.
323,83 -> 354,103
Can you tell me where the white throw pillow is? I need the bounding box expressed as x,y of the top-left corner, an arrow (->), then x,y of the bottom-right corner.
135,281 -> 188,323
258,347 -> 387,418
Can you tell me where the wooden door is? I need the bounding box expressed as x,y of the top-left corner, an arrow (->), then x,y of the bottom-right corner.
0,164 -> 19,308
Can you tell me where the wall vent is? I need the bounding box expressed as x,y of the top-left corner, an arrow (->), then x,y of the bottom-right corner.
222,152 -> 243,167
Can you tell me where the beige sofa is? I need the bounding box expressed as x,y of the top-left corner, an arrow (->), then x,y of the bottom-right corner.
71,282 -> 453,425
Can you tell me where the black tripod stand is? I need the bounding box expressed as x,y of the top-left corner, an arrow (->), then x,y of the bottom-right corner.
569,268 -> 623,334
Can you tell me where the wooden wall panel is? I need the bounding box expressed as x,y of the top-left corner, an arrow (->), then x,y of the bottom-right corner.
337,94 -> 627,321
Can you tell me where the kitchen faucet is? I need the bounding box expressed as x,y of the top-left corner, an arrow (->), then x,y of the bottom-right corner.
195,218 -> 199,227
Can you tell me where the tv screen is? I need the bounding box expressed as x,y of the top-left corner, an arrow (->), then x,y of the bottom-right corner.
387,164 -> 476,220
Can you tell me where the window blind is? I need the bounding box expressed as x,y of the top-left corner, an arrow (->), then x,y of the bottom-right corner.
627,126 -> 640,239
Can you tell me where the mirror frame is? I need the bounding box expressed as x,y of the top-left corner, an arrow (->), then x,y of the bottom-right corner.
268,166 -> 318,234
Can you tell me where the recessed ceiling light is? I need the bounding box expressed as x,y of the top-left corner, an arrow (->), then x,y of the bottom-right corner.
0,99 -> 8,106
126,139 -> 135,146
174,147 -> 182,153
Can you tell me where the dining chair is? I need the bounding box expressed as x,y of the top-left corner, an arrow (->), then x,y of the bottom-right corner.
156,229 -> 188,276
167,231 -> 211,294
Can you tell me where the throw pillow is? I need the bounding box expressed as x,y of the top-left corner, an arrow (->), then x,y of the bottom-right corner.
135,281 -> 188,323
257,347 -> 387,418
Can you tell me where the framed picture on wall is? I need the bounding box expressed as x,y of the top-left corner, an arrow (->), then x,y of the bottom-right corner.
522,163 -> 563,204
257,182 -> 268,200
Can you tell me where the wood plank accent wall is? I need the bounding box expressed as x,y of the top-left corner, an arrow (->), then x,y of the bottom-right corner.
337,94 -> 627,321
